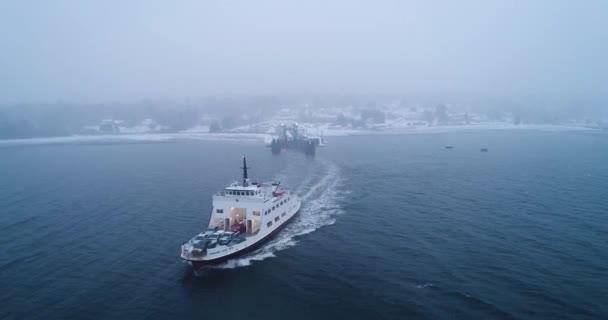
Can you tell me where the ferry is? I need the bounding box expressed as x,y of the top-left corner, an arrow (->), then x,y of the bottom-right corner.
269,123 -> 324,156
181,156 -> 301,271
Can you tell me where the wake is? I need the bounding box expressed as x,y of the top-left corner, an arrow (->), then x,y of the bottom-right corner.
211,161 -> 343,269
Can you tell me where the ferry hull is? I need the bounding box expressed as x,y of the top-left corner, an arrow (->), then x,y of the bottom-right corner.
187,209 -> 299,271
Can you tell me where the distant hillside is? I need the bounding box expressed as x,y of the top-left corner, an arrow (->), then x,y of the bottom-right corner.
0,95 -> 605,139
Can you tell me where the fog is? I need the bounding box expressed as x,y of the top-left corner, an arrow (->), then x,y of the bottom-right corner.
1,0 -> 607,103
1,1 -> 607,139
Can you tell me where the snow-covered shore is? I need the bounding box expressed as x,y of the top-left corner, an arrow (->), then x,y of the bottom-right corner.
320,123 -> 595,136
0,132 -> 272,148
0,124 -> 597,148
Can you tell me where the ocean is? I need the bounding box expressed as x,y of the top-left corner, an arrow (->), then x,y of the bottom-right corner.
1,130 -> 607,319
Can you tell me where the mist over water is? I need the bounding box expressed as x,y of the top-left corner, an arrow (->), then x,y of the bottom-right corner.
1,131 -> 607,319
2,0 -> 608,318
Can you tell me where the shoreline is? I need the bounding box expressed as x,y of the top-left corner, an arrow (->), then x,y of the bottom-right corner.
0,124 -> 598,147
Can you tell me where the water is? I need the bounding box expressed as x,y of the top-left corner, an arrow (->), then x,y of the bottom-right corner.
1,131 -> 607,319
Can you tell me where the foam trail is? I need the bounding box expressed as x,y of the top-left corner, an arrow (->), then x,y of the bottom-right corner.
211,161 -> 344,269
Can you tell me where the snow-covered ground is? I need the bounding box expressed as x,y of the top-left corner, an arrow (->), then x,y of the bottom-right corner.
320,123 -> 595,136
1,122 -> 596,148
179,125 -> 211,133
0,132 -> 272,148
83,118 -> 168,134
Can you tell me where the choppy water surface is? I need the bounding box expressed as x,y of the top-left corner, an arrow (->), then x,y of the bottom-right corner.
1,131 -> 607,319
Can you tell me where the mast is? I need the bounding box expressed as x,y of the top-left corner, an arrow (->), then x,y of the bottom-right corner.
241,155 -> 249,186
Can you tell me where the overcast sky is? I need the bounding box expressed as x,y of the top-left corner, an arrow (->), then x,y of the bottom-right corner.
0,0 -> 606,103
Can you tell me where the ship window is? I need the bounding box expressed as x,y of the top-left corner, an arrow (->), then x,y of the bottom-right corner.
216,209 -> 223,213
272,206 -> 275,210
267,221 -> 272,227
253,211 -> 260,216
282,212 -> 286,217
274,216 -> 280,222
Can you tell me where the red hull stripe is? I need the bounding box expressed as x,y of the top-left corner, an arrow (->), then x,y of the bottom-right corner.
188,210 -> 299,270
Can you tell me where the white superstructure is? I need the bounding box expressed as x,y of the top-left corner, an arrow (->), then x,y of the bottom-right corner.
181,156 -> 301,270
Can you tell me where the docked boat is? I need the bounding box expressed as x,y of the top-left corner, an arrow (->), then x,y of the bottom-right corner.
269,123 -> 324,156
181,156 -> 301,271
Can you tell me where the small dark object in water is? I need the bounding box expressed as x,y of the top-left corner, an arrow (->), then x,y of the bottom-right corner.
480,148 -> 489,152
445,145 -> 453,149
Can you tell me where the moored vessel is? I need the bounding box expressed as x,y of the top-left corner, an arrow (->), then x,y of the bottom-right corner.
269,123 -> 324,156
181,156 -> 301,271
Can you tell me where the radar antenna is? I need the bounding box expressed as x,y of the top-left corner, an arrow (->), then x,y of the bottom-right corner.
241,155 -> 250,187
